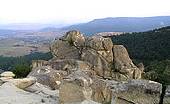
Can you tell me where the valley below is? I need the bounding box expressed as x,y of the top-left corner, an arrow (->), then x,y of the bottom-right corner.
0,30 -> 64,57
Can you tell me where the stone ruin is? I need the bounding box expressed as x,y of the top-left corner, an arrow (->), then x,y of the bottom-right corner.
27,30 -> 163,104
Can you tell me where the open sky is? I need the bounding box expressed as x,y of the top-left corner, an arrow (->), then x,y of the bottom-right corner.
0,0 -> 170,24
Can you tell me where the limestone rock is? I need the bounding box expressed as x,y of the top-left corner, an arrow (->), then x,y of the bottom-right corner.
0,71 -> 15,77
91,78 -> 112,104
60,70 -> 112,104
0,82 -> 58,104
50,39 -> 80,59
85,36 -> 113,51
84,36 -> 113,63
32,60 -> 48,68
60,30 -> 85,47
28,66 -> 67,89
25,82 -> 59,99
0,71 -> 15,81
10,77 -> 36,89
81,49 -> 112,78
48,59 -> 92,73
113,45 -> 142,79
59,70 -> 93,104
110,80 -> 162,104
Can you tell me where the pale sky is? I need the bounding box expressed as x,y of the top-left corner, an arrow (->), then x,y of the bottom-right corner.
0,0 -> 170,24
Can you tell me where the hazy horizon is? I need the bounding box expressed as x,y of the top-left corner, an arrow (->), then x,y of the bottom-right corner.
0,0 -> 170,25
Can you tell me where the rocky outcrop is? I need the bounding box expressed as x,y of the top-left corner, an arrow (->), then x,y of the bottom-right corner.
32,60 -> 48,68
26,30 -> 161,104
59,70 -> 162,104
49,30 -> 142,80
113,45 -> 143,80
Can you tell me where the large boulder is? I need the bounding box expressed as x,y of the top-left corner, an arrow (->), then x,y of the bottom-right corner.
60,30 -> 85,47
59,70 -> 112,104
59,70 -> 93,104
28,66 -> 67,89
59,70 -> 162,104
85,36 -> 113,63
113,45 -> 143,79
50,40 -> 81,59
81,49 -> 112,79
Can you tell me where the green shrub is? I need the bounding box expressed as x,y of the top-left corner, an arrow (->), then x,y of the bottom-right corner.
12,64 -> 31,78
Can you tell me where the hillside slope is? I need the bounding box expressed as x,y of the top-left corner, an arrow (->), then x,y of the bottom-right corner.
63,16 -> 170,35
111,26 -> 170,63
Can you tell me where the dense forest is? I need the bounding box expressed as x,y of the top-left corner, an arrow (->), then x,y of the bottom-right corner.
111,26 -> 170,65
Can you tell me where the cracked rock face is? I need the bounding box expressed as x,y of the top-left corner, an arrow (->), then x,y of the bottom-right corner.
28,66 -> 67,89
110,80 -> 162,104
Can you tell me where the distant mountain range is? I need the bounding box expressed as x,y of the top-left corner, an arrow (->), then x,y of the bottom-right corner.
62,16 -> 170,35
1,16 -> 170,36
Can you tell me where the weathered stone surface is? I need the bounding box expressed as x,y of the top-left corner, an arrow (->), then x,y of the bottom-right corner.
48,59 -> 92,73
111,72 -> 129,81
60,30 -> 85,47
10,77 -> 36,89
60,70 -> 112,104
59,70 -> 162,104
91,78 -> 112,104
0,82 -> 58,104
30,30 -> 149,104
81,49 -> 112,78
113,45 -> 143,79
59,70 -> 93,104
85,36 -> 113,51
28,66 -> 67,89
65,100 -> 100,104
110,80 -> 162,104
49,30 -> 142,81
50,40 -> 80,59
84,36 -> 113,63
25,82 -> 59,98
32,60 -> 48,68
